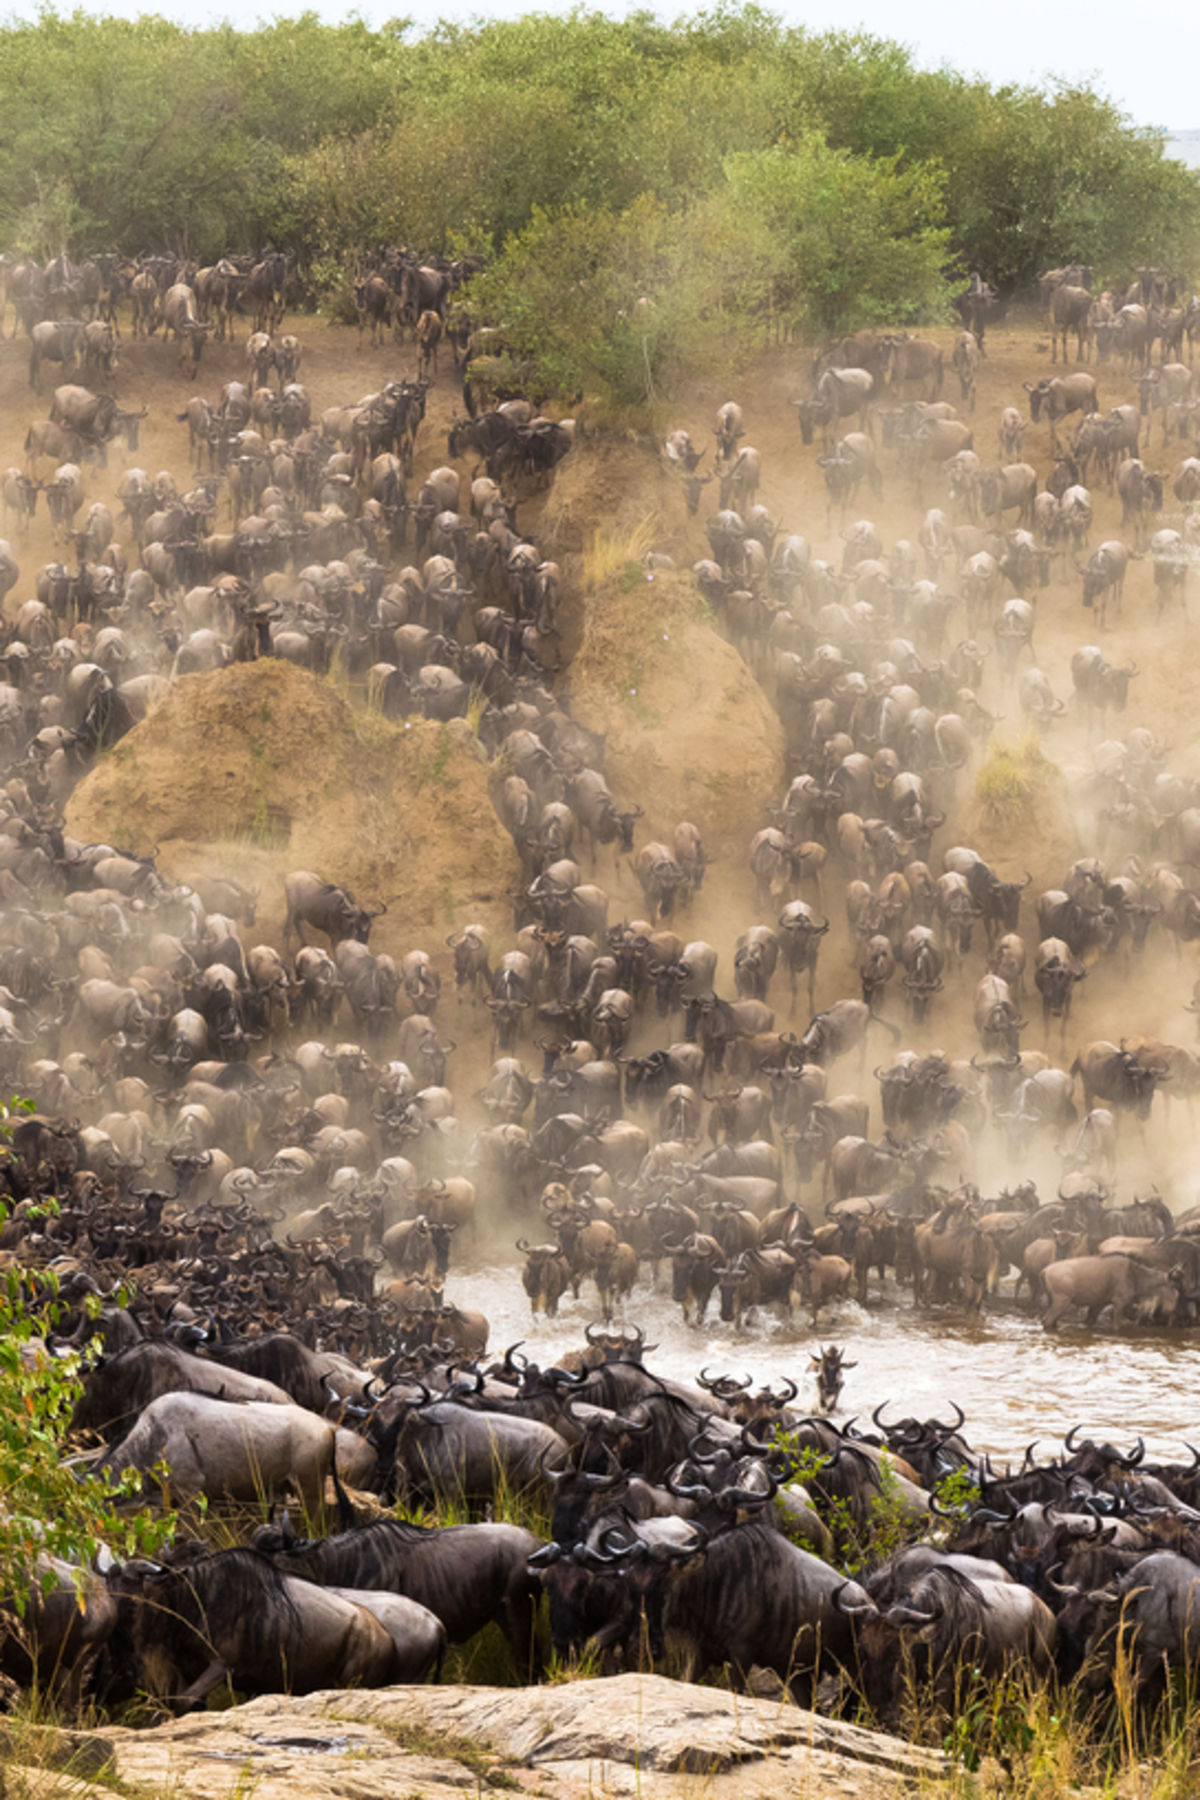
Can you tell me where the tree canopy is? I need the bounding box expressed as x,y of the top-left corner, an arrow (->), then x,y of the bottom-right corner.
0,6 -> 1195,397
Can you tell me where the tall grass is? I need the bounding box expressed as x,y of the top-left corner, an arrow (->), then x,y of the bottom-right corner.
580,513 -> 661,593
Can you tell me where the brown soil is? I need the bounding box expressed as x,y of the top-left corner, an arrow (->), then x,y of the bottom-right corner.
65,661 -> 520,948
566,564 -> 785,843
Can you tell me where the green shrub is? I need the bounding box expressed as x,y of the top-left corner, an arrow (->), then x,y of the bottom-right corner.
0,1100 -> 175,1620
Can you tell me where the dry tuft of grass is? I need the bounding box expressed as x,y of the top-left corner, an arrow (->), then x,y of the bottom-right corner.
974,734 -> 1052,830
580,510 -> 663,592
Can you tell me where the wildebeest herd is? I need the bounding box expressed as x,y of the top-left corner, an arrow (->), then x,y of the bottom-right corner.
3,248 -> 1200,1737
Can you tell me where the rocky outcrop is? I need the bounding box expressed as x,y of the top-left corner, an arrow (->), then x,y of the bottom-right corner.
2,1675 -> 946,1799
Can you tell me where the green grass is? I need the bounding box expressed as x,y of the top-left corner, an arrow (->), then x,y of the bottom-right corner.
913,1659 -> 1200,1800
410,722 -> 455,792
379,1718 -> 516,1782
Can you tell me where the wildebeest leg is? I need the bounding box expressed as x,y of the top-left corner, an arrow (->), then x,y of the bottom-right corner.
503,1583 -> 541,1680
174,1656 -> 232,1712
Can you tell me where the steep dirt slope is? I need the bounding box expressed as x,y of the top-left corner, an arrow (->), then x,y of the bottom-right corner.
65,662 -> 520,947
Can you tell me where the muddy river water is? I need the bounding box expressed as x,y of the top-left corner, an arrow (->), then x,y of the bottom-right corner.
452,1262 -> 1200,1464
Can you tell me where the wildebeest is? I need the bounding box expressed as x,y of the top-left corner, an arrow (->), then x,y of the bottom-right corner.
163,283 -> 213,375
1042,1255 -> 1181,1329
1078,540 -> 1131,627
1033,937 -> 1086,1030
883,336 -> 943,399
1049,285 -> 1094,363
539,1515 -> 868,1693
91,1392 -> 336,1519
1070,645 -> 1136,726
283,871 -> 386,946
1025,375 -> 1099,452
839,1563 -> 1054,1722
257,1517 -> 543,1673
810,1345 -> 855,1411
978,464 -> 1037,529
109,1548 -> 443,1710
795,369 -> 874,447
355,275 -> 396,348
1148,527 -> 1188,617
28,320 -> 86,390
951,331 -> 981,409
818,432 -> 882,512
1070,1040 -> 1165,1121
245,253 -> 288,334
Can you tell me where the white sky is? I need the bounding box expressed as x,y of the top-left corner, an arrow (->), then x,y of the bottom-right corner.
4,0 -> 1193,136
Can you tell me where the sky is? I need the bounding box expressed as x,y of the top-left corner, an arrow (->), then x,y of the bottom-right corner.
5,0 -> 1195,137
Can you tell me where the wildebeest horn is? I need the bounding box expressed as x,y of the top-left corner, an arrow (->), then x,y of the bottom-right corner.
538,1445 -> 573,1486
667,1470 -> 711,1501
886,1603 -> 938,1627
832,1580 -> 875,1616
527,1541 -> 563,1567
934,1401 -> 966,1440
1045,1569 -> 1083,1597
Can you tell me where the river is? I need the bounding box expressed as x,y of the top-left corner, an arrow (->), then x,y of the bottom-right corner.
451,1261 -> 1200,1465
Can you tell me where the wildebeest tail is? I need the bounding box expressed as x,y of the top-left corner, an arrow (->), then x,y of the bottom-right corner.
331,1456 -> 355,1533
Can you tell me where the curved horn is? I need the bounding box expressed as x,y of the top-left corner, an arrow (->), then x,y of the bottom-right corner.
832,1579 -> 875,1617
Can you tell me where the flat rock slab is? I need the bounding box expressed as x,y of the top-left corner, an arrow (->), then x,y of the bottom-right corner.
5,1675 -> 947,1799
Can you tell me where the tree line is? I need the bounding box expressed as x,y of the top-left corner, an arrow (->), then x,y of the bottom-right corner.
1,6 -> 1197,401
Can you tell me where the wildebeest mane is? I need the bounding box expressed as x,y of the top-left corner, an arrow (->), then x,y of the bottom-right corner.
208,1333 -> 323,1409
270,1516 -> 440,1583
136,1549 -> 301,1677
71,1341 -> 196,1440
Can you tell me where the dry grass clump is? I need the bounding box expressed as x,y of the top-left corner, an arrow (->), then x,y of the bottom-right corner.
974,735 -> 1053,830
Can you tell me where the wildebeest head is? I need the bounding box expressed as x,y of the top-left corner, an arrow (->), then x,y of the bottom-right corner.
1118,1046 -> 1161,1118
1023,380 -> 1051,422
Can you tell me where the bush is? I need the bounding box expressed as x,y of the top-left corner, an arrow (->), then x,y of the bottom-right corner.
0,8 -> 1196,356
466,134 -> 953,410
0,1100 -> 174,1625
